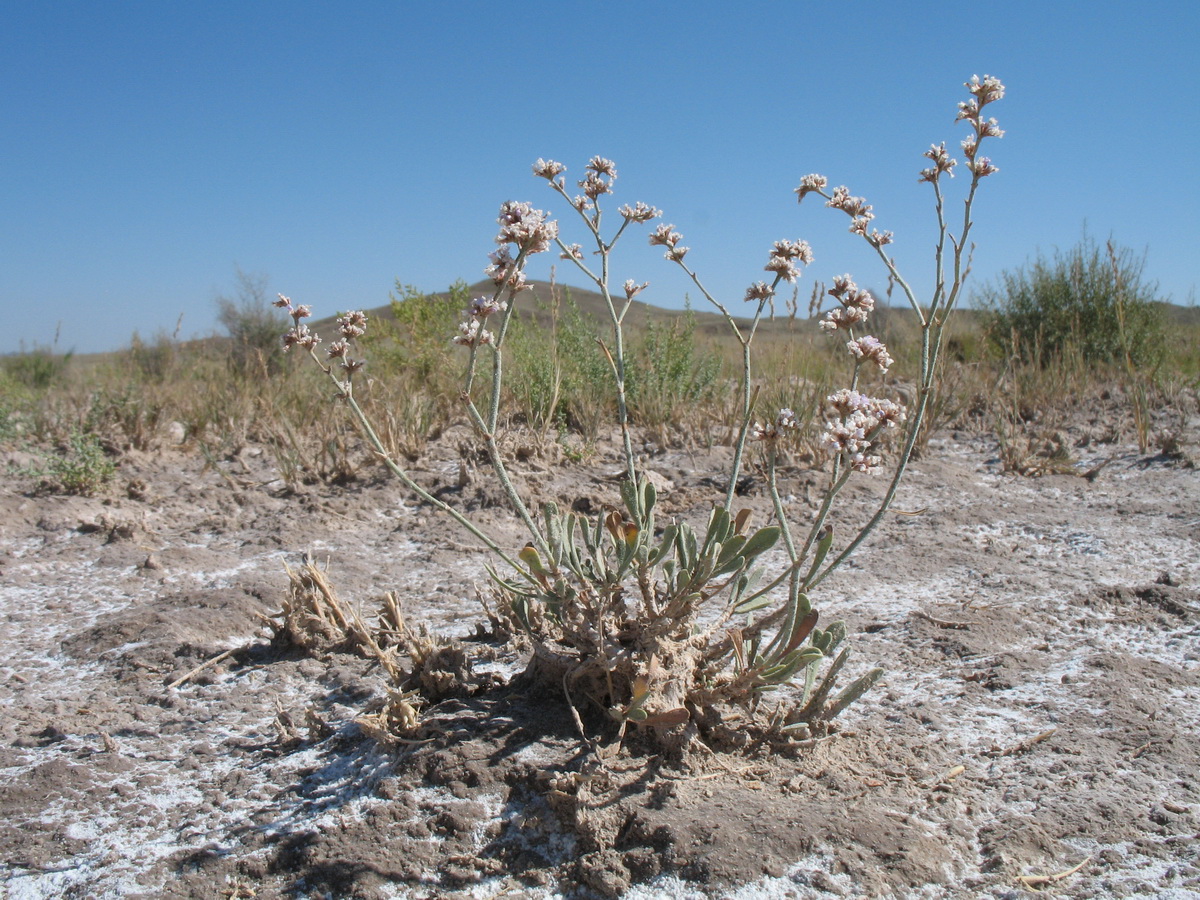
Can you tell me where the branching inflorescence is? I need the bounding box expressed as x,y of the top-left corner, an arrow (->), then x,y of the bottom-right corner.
278,75 -> 1005,754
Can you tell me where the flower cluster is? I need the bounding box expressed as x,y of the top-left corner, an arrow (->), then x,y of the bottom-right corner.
485,246 -> 527,292
332,311 -> 369,374
469,296 -> 507,318
276,294 -> 321,352
619,201 -> 660,223
817,276 -> 894,372
744,281 -> 773,302
919,142 -> 957,184
957,74 -> 1005,177
825,186 -> 873,221
453,318 -> 494,347
648,223 -> 688,261
819,390 -> 906,473
495,201 -> 558,255
276,295 -> 369,376
764,239 -> 814,283
793,173 -> 828,204
751,407 -> 798,442
336,310 -> 369,339
824,186 -> 893,246
847,335 -> 894,373
453,294 -> 507,348
532,158 -> 567,181
818,275 -> 874,332
566,156 -> 619,207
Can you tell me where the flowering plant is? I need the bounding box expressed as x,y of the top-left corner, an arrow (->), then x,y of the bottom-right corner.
278,75 -> 1004,753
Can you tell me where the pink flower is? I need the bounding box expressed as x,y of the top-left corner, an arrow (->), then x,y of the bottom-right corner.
968,157 -> 999,177
619,201 -> 661,223
821,419 -> 868,456
966,74 -> 1005,107
469,296 -> 507,318
744,281 -> 774,302
849,452 -> 882,473
824,389 -> 872,418
648,223 -> 683,247
579,171 -> 613,200
829,275 -> 874,311
336,311 -> 369,340
453,319 -> 494,347
495,201 -> 558,254
282,324 -> 320,351
750,408 -> 798,442
919,142 -> 957,183
624,280 -> 649,300
819,306 -> 869,332
794,174 -> 828,204
826,186 -> 873,221
764,255 -> 800,283
846,335 -> 894,373
532,158 -> 567,179
771,239 -> 814,264
586,156 -> 617,177
649,224 -> 688,261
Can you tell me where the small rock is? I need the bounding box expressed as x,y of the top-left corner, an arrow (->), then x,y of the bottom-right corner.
643,469 -> 675,494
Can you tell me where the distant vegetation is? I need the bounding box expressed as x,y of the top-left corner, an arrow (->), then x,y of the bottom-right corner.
2,267 -> 1197,491
979,234 -> 1165,369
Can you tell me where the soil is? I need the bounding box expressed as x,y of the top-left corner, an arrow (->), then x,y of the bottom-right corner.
1,416 -> 1199,899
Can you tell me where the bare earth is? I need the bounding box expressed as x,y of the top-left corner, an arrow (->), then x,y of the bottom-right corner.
1,417 -> 1198,899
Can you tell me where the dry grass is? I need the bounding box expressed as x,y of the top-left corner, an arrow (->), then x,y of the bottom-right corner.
2,289 -> 1197,488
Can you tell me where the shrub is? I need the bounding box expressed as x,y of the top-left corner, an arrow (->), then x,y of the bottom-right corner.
980,233 -> 1164,368
216,267 -> 289,376
626,308 -> 721,427
33,430 -> 116,496
2,345 -> 73,390
277,74 -> 1007,755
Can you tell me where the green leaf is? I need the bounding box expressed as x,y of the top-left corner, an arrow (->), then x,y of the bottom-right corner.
621,478 -> 640,519
733,593 -> 773,613
715,534 -> 749,571
703,507 -> 731,555
641,478 -> 657,517
648,523 -> 679,565
825,667 -> 884,720
740,526 -> 781,560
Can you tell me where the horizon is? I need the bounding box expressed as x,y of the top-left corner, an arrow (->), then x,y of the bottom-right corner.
3,2 -> 1197,355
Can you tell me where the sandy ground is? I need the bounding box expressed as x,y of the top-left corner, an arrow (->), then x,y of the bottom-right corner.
1,418 -> 1198,899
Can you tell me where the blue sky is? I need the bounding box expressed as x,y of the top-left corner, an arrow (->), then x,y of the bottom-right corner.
3,2 -> 1197,355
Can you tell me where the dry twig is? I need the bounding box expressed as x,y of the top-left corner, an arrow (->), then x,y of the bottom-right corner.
167,647 -> 238,689
1016,856 -> 1091,889
989,727 -> 1056,757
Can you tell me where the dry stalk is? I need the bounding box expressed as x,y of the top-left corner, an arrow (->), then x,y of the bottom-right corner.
1016,856 -> 1091,890
267,557 -> 404,684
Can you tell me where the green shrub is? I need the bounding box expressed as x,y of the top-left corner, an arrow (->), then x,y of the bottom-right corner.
2,345 -> 74,390
36,430 -> 116,496
216,267 -> 288,376
371,281 -> 470,382
627,308 -> 720,425
980,234 -> 1164,368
